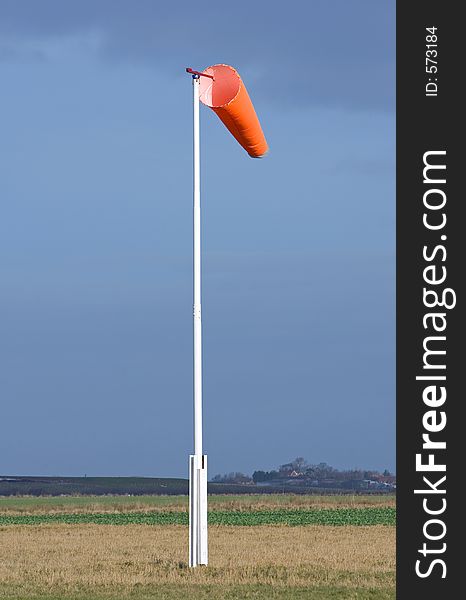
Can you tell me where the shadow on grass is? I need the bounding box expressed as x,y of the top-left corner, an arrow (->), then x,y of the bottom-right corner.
0,583 -> 395,600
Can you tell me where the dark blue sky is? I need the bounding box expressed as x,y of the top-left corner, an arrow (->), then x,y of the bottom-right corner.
0,1 -> 395,477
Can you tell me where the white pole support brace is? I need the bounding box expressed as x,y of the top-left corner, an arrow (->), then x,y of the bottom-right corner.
189,453 -> 208,566
189,74 -> 208,568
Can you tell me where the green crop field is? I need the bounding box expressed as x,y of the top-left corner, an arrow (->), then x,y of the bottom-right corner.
0,507 -> 395,527
0,494 -> 396,599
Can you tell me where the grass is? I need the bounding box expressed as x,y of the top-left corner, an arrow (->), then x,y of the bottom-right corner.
0,494 -> 395,598
0,494 -> 395,515
0,585 -> 395,600
0,524 -> 395,599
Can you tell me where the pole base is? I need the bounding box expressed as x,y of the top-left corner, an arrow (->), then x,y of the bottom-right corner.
189,454 -> 208,567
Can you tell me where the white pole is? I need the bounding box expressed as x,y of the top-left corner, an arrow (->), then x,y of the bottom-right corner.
189,74 -> 208,567
193,75 -> 202,461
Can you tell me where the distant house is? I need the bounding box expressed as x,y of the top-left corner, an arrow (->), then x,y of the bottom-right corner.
379,475 -> 397,485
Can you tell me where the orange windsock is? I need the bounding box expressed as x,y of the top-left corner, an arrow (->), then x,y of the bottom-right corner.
198,64 -> 268,158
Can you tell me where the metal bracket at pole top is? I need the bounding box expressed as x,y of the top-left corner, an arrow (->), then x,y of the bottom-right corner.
186,67 -> 214,81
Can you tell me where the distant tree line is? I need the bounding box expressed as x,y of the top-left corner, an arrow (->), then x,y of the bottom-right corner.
211,472 -> 253,485
212,457 -> 395,486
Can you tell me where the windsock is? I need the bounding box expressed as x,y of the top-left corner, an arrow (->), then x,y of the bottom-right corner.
198,64 -> 268,158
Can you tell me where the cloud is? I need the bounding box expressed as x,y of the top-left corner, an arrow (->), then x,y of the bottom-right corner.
0,0 -> 395,111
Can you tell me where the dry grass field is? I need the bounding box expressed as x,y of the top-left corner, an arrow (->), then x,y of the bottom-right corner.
0,494 -> 395,515
0,495 -> 395,599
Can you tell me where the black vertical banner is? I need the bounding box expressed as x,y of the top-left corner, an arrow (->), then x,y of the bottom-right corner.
397,2 -> 463,597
